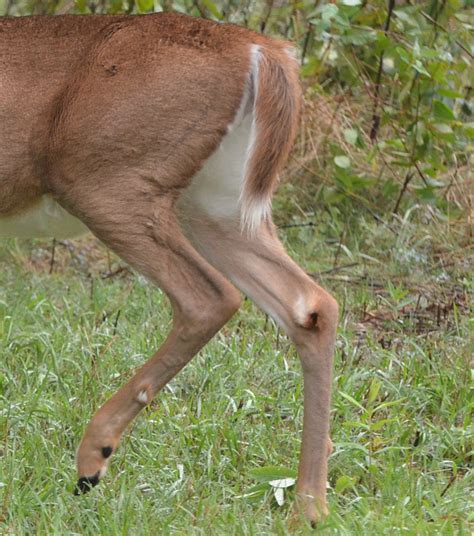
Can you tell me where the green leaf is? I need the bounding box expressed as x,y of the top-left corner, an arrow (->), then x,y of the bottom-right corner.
433,100 -> 455,121
415,121 -> 426,146
342,28 -> 376,46
320,4 -> 339,22
413,61 -> 431,77
335,475 -> 356,493
341,0 -> 361,5
301,57 -> 319,78
238,482 -> 271,502
413,186 -> 438,203
339,391 -> 366,412
370,418 -> 395,432
426,178 -> 446,187
367,378 -> 381,406
374,398 -> 407,413
269,478 -> 296,489
75,0 -> 88,12
437,89 -> 463,99
394,9 -> 420,27
395,46 -> 411,64
433,123 -> 453,134
343,128 -> 358,145
202,0 -> 223,19
334,155 -> 351,168
399,79 -> 412,104
136,0 -> 154,12
461,122 -> 474,138
382,178 -> 399,199
249,466 -> 297,483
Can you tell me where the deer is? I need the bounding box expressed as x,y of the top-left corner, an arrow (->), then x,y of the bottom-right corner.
0,12 -> 338,525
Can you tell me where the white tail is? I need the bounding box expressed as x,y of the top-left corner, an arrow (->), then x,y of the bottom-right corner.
0,12 -> 337,525
239,44 -> 301,235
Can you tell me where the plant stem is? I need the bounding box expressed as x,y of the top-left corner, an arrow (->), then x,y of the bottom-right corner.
369,0 -> 396,142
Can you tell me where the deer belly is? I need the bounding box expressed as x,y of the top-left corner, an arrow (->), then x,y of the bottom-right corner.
0,195 -> 88,239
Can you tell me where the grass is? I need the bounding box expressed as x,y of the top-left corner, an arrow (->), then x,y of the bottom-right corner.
0,200 -> 472,535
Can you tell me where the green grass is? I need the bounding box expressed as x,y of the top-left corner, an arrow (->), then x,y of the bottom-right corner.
0,205 -> 472,535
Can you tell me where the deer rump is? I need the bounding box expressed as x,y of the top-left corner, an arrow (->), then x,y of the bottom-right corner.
0,13 -> 300,240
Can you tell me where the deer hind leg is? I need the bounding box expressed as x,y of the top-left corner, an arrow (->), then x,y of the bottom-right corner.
53,185 -> 241,493
181,214 -> 338,523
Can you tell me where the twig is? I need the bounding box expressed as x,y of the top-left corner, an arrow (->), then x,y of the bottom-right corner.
310,274 -> 385,288
320,262 -> 359,275
420,10 -> 473,59
279,221 -> 316,229
101,266 -> 132,279
301,23 -> 313,64
126,0 -> 134,15
49,239 -> 56,275
366,207 -> 397,234
392,80 -> 421,214
429,0 -> 446,43
113,309 -> 121,336
440,473 -> 457,497
192,0 -> 206,18
332,227 -> 346,270
393,171 -> 415,213
412,160 -> 429,186
390,121 -> 429,186
370,0 -> 396,142
242,0 -> 252,28
260,0 -> 275,33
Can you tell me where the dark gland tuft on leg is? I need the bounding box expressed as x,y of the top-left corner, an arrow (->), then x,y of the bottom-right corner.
74,471 -> 100,495
101,446 -> 113,458
302,311 -> 319,330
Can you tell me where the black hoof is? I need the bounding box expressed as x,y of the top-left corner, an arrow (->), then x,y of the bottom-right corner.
74,472 -> 100,495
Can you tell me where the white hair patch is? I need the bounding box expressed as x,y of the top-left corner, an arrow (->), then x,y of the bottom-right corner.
182,44 -> 268,236
136,390 -> 149,404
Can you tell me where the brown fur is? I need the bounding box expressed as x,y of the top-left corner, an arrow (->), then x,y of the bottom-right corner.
0,12 -> 338,525
242,45 -> 302,220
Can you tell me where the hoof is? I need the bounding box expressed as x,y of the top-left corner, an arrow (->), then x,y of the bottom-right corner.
293,492 -> 329,527
74,471 -> 100,495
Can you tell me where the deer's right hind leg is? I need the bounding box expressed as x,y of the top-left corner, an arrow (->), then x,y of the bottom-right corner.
181,214 -> 338,524
53,183 -> 241,492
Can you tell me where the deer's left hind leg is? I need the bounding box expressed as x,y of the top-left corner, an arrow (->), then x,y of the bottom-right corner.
52,184 -> 241,493
181,215 -> 338,523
